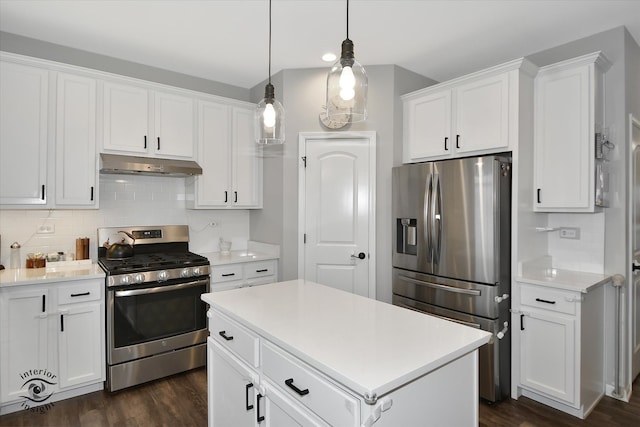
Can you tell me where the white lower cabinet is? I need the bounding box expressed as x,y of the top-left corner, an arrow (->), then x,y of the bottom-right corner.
210,259 -> 278,292
514,282 -> 605,418
0,279 -> 105,410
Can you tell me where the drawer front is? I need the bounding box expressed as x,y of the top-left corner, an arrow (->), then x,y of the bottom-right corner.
520,284 -> 577,315
244,260 -> 276,279
210,264 -> 243,283
245,276 -> 275,287
261,341 -> 359,427
210,310 -> 259,367
57,280 -> 102,305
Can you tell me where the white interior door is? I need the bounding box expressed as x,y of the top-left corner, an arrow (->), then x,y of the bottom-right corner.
298,132 -> 376,298
631,116 -> 640,380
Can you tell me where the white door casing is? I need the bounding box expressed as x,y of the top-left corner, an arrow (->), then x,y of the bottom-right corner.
631,115 -> 640,381
298,132 -> 376,298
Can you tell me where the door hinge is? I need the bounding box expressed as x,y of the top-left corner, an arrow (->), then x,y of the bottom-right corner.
301,156 -> 307,168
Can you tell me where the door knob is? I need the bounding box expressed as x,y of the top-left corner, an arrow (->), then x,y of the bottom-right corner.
351,252 -> 366,260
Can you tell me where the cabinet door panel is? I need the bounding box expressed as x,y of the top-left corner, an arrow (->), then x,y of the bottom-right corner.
455,73 -> 509,154
208,338 -> 257,427
196,101 -> 230,207
520,311 -> 575,404
0,288 -> 50,403
56,73 -> 97,206
58,303 -> 103,389
233,107 -> 262,208
103,82 -> 149,154
534,66 -> 590,210
404,91 -> 451,160
154,92 -> 194,158
0,61 -> 48,205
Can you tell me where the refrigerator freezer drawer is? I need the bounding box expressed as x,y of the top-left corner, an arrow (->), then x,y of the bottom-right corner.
392,268 -> 500,319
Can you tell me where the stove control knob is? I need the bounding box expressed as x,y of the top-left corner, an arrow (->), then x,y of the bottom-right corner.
157,271 -> 168,282
180,268 -> 191,278
192,267 -> 201,277
119,275 -> 131,286
134,273 -> 145,284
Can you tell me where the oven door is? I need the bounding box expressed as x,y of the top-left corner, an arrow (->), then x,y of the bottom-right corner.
107,277 -> 209,365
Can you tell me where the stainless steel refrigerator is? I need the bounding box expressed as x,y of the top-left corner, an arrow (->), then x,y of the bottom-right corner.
392,154 -> 511,402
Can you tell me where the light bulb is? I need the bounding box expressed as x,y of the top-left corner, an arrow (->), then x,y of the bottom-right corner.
339,66 -> 355,101
263,103 -> 276,128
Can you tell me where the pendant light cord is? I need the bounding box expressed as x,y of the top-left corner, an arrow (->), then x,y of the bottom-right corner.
268,0 -> 272,85
346,0 -> 349,39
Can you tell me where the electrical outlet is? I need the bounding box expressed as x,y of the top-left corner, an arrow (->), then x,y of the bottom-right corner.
559,227 -> 580,239
37,224 -> 55,234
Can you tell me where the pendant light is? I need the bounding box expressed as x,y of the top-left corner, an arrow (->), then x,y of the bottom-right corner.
326,0 -> 368,124
255,0 -> 285,144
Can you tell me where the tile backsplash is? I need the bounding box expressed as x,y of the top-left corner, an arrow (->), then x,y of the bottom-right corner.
547,212 -> 605,273
0,174 -> 250,267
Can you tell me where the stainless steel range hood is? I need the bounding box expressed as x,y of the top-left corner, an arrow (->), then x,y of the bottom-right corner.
100,154 -> 202,177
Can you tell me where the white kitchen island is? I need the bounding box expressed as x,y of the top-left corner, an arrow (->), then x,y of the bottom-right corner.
201,279 -> 491,426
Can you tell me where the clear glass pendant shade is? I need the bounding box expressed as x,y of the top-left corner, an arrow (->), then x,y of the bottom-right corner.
255,83 -> 285,145
326,39 -> 368,124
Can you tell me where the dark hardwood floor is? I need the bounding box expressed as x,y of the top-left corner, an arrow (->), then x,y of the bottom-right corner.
1,368 -> 638,426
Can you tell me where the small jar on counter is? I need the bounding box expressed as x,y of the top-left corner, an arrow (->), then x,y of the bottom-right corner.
9,242 -> 21,269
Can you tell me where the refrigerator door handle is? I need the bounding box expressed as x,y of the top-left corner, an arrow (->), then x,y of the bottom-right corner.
432,173 -> 442,266
425,173 -> 433,264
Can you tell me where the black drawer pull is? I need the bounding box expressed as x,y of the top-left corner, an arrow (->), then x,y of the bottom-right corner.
221,273 -> 236,277
285,378 -> 309,396
444,137 -> 449,151
245,383 -> 254,410
71,292 -> 90,297
256,394 -> 264,423
256,269 -> 268,273
218,330 -> 234,341
535,298 -> 556,305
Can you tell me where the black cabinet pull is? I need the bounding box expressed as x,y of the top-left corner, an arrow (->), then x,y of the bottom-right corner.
256,394 -> 264,423
245,383 -> 254,410
218,330 -> 234,341
537,188 -> 541,204
71,292 -> 90,297
234,191 -> 238,203
535,298 -> 556,305
157,137 -> 160,150
444,137 -> 449,151
90,186 -> 94,201
520,314 -> 525,330
60,314 -> 64,332
221,273 -> 235,277
456,134 -> 460,149
42,295 -> 46,313
256,269 -> 268,273
224,191 -> 228,203
144,135 -> 147,149
285,378 -> 309,396
41,184 -> 46,201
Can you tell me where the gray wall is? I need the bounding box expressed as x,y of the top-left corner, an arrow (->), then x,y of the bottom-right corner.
0,31 -> 249,100
527,25 -> 640,398
249,65 -> 433,301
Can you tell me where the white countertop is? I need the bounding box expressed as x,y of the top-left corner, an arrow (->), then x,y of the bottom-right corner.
517,268 -> 611,293
0,262 -> 105,287
200,250 -> 278,266
202,279 -> 491,400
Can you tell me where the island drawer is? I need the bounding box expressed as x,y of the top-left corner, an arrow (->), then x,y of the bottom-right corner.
244,260 -> 276,279
210,265 -> 243,283
209,310 -> 259,367
261,341 -> 359,427
57,280 -> 102,305
520,284 -> 577,315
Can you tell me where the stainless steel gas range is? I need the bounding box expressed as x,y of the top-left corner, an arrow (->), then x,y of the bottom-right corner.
97,225 -> 210,392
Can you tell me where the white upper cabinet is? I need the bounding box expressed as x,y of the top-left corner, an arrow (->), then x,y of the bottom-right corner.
102,81 -> 195,159
187,101 -> 262,209
0,61 -> 49,205
55,72 -> 98,207
533,52 -> 611,212
402,58 -> 536,163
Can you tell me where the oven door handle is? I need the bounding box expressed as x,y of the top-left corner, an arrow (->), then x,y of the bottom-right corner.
398,274 -> 481,296
114,278 -> 209,297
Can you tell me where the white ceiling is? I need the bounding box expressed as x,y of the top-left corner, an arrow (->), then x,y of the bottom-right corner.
1,0 -> 639,89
